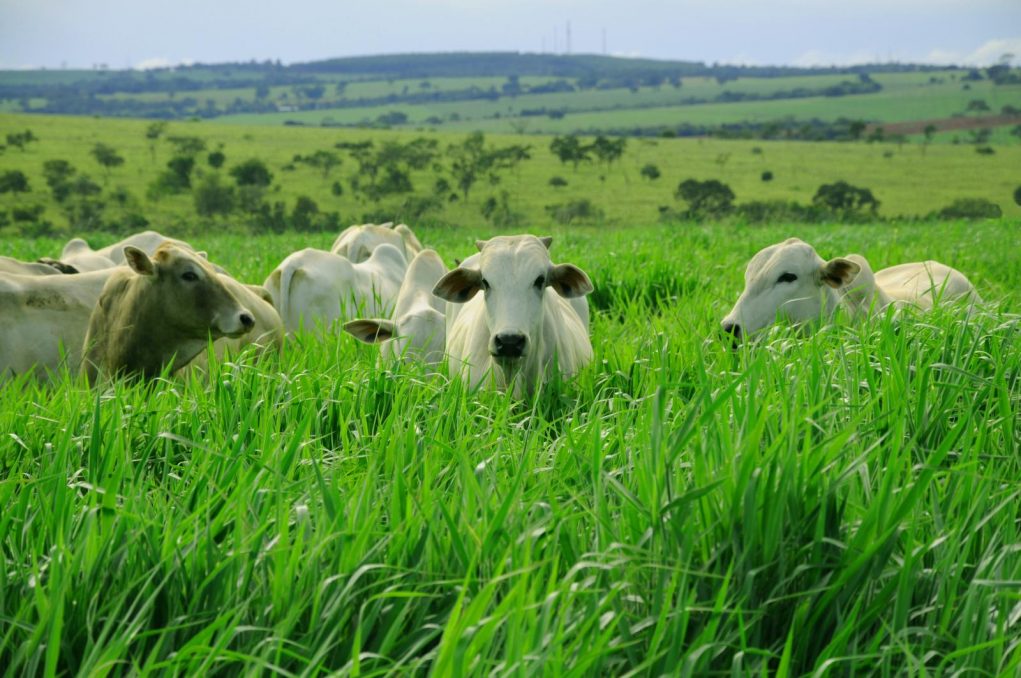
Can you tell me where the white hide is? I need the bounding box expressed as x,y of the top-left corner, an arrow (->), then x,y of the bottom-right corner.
723,238 -> 981,339
343,248 -> 447,365
0,268 -> 122,380
0,256 -> 65,277
433,235 -> 593,397
330,223 -> 423,263
264,244 -> 407,334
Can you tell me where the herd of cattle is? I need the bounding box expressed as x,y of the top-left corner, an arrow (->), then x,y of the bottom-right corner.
0,225 -> 981,396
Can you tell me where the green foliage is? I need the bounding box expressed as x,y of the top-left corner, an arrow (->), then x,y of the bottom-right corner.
1014,185 -> 1021,207
761,170 -> 774,182
5,129 -> 37,151
549,135 -> 590,171
548,175 -> 569,188
0,169 -> 30,193
479,189 -> 523,226
207,150 -> 226,168
166,135 -> 207,156
193,172 -> 236,216
812,180 -> 879,216
639,163 -> 661,181
544,197 -> 605,224
230,158 -> 274,187
90,142 -> 124,177
674,178 -> 736,217
447,132 -> 527,201
936,197 -> 1003,219
297,149 -> 342,178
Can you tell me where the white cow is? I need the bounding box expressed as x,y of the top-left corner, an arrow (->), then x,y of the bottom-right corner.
722,238 -> 981,340
343,249 -> 447,365
0,268 -> 121,380
0,255 -> 66,277
48,238 -> 118,272
330,223 -> 423,263
48,231 -> 211,272
264,244 -> 407,334
432,235 -> 593,397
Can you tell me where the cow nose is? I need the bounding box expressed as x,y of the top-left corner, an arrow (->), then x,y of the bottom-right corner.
722,322 -> 741,339
493,332 -> 527,358
240,312 -> 255,330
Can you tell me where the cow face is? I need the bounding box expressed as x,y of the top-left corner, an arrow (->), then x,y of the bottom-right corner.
124,245 -> 254,339
721,238 -> 859,341
434,235 -> 592,371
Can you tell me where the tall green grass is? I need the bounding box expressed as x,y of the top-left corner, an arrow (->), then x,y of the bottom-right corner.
1,222 -> 1019,674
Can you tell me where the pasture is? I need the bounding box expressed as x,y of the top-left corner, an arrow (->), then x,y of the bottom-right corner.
1,220 -> 1020,674
2,112 -> 1020,230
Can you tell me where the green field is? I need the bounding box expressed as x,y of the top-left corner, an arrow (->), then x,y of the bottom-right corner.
1,220 -> 1020,674
2,112 -> 1020,237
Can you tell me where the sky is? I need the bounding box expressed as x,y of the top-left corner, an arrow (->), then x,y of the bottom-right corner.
0,0 -> 1018,70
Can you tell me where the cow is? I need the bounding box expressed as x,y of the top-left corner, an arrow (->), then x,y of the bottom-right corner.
183,277 -> 285,373
432,235 -> 593,397
330,222 -> 423,263
41,237 -> 117,272
48,231 -> 215,273
0,255 -> 68,277
263,243 -> 407,334
82,244 -> 254,382
0,268 -> 121,380
343,248 -> 447,365
721,238 -> 981,341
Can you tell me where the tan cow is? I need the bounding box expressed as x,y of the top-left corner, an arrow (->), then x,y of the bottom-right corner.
184,277 -> 284,373
83,245 -> 254,381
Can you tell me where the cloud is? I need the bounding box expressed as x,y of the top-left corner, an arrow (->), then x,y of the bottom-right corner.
962,37 -> 1021,65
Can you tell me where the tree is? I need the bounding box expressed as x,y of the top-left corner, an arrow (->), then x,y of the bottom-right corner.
193,173 -> 236,216
812,181 -> 879,215
43,159 -> 76,202
1014,186 -> 1021,207
145,121 -> 167,162
549,135 -> 590,171
5,130 -> 37,152
589,136 -> 627,171
966,99 -> 990,113
91,143 -> 124,180
0,170 -> 30,194
761,170 -> 774,182
230,158 -> 273,187
167,135 -> 207,156
549,176 -> 568,188
207,150 -> 226,168
936,198 -> 1001,219
299,150 -> 342,179
848,120 -> 867,140
923,124 -> 938,141
674,179 -> 735,218
640,164 -> 661,181
447,133 -> 529,202
254,84 -> 271,100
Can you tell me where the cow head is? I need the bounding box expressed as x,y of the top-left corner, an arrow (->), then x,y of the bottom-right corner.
124,244 -> 254,339
433,235 -> 592,372
344,306 -> 446,364
721,238 -> 860,341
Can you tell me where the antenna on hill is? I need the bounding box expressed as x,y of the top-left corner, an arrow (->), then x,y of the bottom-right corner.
566,21 -> 571,55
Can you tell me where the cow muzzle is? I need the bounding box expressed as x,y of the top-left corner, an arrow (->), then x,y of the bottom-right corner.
491,331 -> 527,360
219,309 -> 255,338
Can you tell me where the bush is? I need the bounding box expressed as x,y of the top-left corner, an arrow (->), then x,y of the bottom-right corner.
761,170 -> 774,182
0,170 -> 30,193
480,190 -> 523,227
230,158 -> 274,187
207,150 -> 226,168
736,200 -> 826,224
194,173 -> 237,217
544,198 -> 605,225
291,196 -> 320,231
812,181 -> 879,216
331,181 -> 344,196
936,198 -> 1002,220
640,164 -> 661,181
674,178 -> 735,218
548,176 -> 569,188
12,204 -> 45,222
1014,186 -> 1021,207
975,146 -> 995,155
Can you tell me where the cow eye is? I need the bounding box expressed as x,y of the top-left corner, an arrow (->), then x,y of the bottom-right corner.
777,272 -> 798,284
481,278 -> 490,292
533,275 -> 545,289
181,271 -> 199,282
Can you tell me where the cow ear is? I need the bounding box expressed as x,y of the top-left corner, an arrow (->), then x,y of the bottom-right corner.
124,246 -> 155,276
433,267 -> 483,303
343,319 -> 395,344
548,263 -> 593,298
539,236 -> 553,249
474,239 -> 488,252
819,257 -> 861,288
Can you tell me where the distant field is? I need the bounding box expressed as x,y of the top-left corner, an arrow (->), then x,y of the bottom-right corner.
1,112 -> 1019,234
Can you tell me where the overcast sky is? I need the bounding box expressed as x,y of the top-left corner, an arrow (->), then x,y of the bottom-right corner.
1,0 -> 1018,70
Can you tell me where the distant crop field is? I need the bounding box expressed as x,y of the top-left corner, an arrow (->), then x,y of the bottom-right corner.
1,221 -> 1019,674
1,112 -> 1019,237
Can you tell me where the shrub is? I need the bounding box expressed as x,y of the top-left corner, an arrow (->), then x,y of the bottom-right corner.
331,181 -> 343,196
544,198 -> 605,225
43,160 -> 76,202
207,150 -> 226,168
548,176 -> 569,188
674,178 -> 736,218
194,173 -> 237,217
230,158 -> 274,187
1014,186 -> 1021,207
640,164 -> 661,181
291,196 -> 320,231
480,190 -> 523,227
975,146 -> 995,155
736,200 -> 827,224
936,198 -> 1002,219
0,170 -> 30,194
812,181 -> 879,216
12,204 -> 45,222
761,170 -> 774,182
